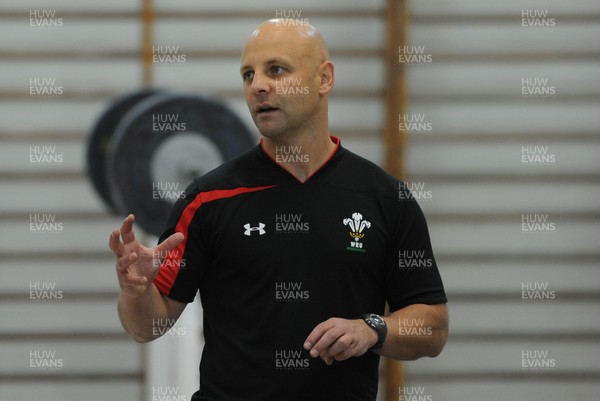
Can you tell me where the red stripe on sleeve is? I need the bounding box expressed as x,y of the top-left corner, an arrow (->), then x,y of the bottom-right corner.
153,185 -> 276,297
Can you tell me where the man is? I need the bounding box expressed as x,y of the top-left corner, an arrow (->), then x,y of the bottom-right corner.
110,19 -> 448,401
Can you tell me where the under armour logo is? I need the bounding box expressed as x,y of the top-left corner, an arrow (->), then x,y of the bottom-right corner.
244,223 -> 266,236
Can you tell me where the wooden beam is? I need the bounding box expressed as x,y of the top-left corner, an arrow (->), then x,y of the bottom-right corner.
383,0 -> 409,400
141,0 -> 155,86
383,0 -> 409,180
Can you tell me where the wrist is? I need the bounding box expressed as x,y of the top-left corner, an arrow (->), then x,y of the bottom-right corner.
119,283 -> 153,302
361,313 -> 387,352
363,321 -> 378,348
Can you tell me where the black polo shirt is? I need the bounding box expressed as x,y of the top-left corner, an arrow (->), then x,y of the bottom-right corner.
154,136 -> 447,401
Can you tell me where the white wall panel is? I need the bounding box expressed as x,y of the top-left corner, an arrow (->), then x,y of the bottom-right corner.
442,261 -> 600,294
411,24 -> 600,56
0,21 -> 141,53
0,383 -> 141,401
154,0 -> 385,12
0,181 -> 105,213
0,100 -> 107,134
430,221 -> 599,255
0,301 -> 123,335
399,382 -> 600,401
407,141 -> 600,175
415,182 -> 600,215
0,259 -> 118,293
412,0 -> 600,17
0,340 -> 140,374
407,102 -> 600,135
408,341 -> 600,374
408,62 -> 600,97
0,1 -> 139,12
0,219 -> 129,253
0,61 -> 141,93
443,301 -> 600,335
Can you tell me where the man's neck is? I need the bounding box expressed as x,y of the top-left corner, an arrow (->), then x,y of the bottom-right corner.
262,133 -> 337,183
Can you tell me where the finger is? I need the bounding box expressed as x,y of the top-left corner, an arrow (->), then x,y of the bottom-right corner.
119,214 -> 137,245
155,232 -> 185,256
119,269 -> 149,286
304,323 -> 327,356
115,252 -> 138,272
304,319 -> 335,352
120,271 -> 149,287
108,229 -> 124,257
308,325 -> 344,359
322,354 -> 334,366
115,253 -> 149,286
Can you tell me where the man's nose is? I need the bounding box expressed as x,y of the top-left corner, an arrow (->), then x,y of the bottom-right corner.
250,72 -> 271,96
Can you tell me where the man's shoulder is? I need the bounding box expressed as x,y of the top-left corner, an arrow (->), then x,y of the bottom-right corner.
186,145 -> 266,193
336,146 -> 401,194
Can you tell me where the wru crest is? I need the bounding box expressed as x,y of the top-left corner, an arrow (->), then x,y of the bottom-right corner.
343,212 -> 371,252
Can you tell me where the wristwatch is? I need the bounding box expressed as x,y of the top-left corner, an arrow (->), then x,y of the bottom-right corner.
361,313 -> 387,352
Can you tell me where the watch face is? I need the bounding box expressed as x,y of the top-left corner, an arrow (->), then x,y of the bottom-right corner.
367,314 -> 384,327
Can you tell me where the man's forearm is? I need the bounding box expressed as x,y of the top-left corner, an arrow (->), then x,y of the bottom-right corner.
117,284 -> 172,343
378,303 -> 448,361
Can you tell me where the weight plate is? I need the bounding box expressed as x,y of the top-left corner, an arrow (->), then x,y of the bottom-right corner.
107,93 -> 256,236
150,134 -> 223,187
86,88 -> 162,212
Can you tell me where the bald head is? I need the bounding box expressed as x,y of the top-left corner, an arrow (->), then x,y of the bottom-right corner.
243,19 -> 330,67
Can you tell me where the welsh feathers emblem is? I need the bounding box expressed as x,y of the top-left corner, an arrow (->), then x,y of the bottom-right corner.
343,212 -> 371,252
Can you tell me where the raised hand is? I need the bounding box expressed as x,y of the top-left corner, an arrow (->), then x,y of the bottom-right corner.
109,214 -> 184,298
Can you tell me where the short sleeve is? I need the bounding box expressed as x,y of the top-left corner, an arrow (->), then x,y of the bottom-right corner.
153,180 -> 210,303
384,187 -> 447,312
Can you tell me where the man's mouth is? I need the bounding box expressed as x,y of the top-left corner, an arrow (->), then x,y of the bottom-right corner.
255,104 -> 280,114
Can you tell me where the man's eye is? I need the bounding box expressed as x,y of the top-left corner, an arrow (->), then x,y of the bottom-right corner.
242,71 -> 254,81
271,66 -> 284,74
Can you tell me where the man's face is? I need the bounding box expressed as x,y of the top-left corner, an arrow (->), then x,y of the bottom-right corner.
240,27 -> 322,139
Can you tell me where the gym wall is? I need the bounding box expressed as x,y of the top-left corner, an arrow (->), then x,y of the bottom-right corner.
1,0 -> 600,401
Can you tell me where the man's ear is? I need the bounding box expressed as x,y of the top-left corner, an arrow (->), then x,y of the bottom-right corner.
318,60 -> 335,95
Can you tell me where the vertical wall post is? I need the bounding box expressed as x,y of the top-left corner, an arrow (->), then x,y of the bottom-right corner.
383,0 -> 409,399
141,0 -> 155,86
